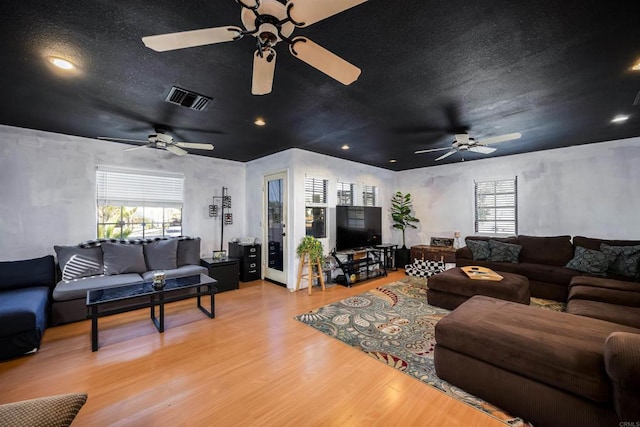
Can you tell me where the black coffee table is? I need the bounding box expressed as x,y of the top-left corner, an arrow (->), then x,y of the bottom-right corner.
86,274 -> 217,351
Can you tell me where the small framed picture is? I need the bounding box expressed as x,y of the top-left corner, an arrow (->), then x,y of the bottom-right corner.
213,250 -> 227,260
430,237 -> 454,247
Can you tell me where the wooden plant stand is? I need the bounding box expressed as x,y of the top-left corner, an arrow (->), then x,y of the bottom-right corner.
295,253 -> 325,295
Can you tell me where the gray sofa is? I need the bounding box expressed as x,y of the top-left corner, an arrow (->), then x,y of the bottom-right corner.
52,237 -> 206,325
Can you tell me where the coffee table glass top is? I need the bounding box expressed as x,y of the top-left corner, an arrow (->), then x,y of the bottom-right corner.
87,274 -> 215,305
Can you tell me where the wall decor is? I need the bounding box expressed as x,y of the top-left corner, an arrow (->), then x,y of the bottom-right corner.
430,237 -> 454,247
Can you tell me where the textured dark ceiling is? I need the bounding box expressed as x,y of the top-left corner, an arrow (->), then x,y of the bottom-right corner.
1,1 -> 639,171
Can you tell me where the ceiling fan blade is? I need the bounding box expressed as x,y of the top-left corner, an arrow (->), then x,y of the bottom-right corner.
175,142 -> 214,150
435,150 -> 458,161
287,0 -> 367,28
166,145 -> 188,156
123,143 -> 153,152
252,48 -> 277,96
477,132 -> 522,146
289,37 -> 361,85
414,147 -> 451,155
142,26 -> 243,52
97,136 -> 148,143
468,145 -> 496,154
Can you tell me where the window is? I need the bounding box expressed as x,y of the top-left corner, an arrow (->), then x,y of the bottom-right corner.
96,167 -> 184,239
337,181 -> 354,206
362,185 -> 377,207
304,177 -> 327,238
475,178 -> 517,235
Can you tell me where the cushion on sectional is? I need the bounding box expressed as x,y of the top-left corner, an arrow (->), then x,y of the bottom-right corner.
565,246 -> 611,276
52,273 -> 143,301
574,236 -> 640,252
569,285 -> 640,308
102,242 -> 147,275
0,256 -> 55,292
143,239 -> 178,271
54,246 -> 104,281
177,238 -> 201,266
570,276 -> 640,293
567,299 -> 640,329
600,244 -> 640,278
0,287 -> 49,337
513,263 -> 581,287
487,240 -> 521,263
518,235 -> 573,266
465,239 -> 491,261
141,265 -> 207,282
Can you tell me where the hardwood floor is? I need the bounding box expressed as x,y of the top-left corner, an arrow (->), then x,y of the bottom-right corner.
0,271 -> 504,426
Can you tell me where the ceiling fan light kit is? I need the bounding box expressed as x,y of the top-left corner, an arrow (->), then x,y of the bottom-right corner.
141,0 -> 368,95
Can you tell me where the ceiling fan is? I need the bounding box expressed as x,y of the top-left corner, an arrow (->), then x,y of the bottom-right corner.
141,0 -> 367,95
414,132 -> 522,161
98,131 -> 214,156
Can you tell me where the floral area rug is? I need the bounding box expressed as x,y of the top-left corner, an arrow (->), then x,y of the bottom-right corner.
295,277 -> 566,426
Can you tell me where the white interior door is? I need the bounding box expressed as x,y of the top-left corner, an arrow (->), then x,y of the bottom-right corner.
263,171 -> 288,285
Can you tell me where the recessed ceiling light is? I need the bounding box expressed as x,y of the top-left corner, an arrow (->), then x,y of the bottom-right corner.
611,115 -> 629,123
341,144 -> 350,150
49,57 -> 75,70
389,159 -> 397,163
631,60 -> 640,71
254,118 -> 266,126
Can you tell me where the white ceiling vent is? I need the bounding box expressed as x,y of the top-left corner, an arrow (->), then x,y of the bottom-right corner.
165,86 -> 212,111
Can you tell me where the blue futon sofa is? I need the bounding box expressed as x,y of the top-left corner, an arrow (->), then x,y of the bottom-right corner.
0,255 -> 55,360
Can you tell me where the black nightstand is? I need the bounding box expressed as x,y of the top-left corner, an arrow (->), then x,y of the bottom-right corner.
200,258 -> 240,292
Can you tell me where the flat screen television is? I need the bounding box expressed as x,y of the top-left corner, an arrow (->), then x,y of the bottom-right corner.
335,206 -> 382,251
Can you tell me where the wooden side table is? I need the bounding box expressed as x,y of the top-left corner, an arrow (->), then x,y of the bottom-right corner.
410,245 -> 456,263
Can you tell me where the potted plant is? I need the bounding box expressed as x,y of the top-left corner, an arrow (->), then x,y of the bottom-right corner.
296,236 -> 324,263
390,191 -> 420,267
296,236 -> 325,287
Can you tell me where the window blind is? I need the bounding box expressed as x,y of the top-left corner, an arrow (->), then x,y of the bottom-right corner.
304,177 -> 328,205
337,181 -> 354,206
96,168 -> 184,208
362,185 -> 377,207
474,178 -> 517,235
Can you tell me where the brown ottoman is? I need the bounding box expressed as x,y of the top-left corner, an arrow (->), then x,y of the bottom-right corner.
428,267 -> 529,310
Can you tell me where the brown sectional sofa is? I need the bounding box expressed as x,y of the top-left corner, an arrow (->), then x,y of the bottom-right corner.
456,235 -> 640,302
434,296 -> 640,427
435,234 -> 640,426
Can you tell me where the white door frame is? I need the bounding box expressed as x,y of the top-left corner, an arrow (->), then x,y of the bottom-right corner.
263,171 -> 288,285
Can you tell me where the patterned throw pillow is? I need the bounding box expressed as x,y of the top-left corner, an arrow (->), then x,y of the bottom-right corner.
565,246 -> 610,276
54,246 -> 104,281
466,239 -> 491,261
487,240 -> 522,263
600,244 -> 640,278
0,392 -> 87,426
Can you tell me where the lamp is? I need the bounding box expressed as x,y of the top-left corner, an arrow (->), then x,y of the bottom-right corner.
454,231 -> 461,249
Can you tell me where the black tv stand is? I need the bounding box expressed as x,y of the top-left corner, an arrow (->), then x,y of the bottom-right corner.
331,247 -> 386,287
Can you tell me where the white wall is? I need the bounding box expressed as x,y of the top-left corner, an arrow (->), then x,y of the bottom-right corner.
246,148 -> 397,290
396,137 -> 640,247
0,125 -> 246,261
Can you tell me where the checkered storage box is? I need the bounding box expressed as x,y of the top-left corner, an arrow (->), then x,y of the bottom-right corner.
405,259 -> 445,278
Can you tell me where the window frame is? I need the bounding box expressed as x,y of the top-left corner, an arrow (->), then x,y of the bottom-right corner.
337,181 -> 354,206
96,167 -> 184,239
304,177 -> 328,238
362,185 -> 377,207
474,177 -> 518,235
